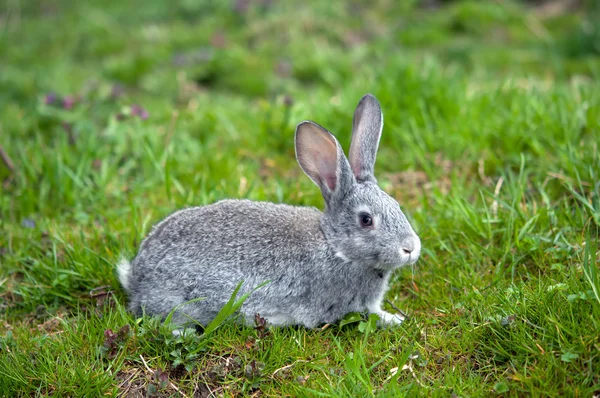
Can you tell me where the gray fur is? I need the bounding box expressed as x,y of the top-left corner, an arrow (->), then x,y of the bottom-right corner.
119,94 -> 421,329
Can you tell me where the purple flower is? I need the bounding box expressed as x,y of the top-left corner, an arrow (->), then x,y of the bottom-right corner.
44,93 -> 57,105
131,104 -> 149,120
63,95 -> 75,110
21,218 -> 36,229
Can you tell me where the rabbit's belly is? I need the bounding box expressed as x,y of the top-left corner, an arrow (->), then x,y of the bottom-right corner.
261,313 -> 297,326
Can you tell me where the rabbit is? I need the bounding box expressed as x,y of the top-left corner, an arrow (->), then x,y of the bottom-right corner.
117,93 -> 421,329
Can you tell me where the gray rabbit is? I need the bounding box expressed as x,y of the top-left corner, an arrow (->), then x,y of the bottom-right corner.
118,94 -> 421,329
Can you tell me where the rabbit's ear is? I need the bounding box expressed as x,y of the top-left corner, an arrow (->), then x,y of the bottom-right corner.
295,121 -> 354,203
349,94 -> 383,182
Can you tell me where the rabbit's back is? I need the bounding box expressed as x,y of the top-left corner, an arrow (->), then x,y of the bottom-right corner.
134,199 -> 324,266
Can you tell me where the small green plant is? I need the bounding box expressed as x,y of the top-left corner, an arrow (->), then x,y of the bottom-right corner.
168,330 -> 203,373
146,368 -> 169,397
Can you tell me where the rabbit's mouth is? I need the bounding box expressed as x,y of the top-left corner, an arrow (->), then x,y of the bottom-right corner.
406,255 -> 420,266
372,258 -> 410,271
377,251 -> 420,270
335,246 -> 418,270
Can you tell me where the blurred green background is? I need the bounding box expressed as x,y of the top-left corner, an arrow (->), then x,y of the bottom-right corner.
2,0 -> 599,120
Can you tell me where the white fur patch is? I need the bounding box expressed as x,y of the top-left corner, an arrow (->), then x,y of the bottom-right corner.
335,251 -> 350,262
264,313 -> 296,326
367,273 -> 390,314
355,204 -> 372,215
116,258 -> 131,291
371,214 -> 380,230
376,310 -> 404,326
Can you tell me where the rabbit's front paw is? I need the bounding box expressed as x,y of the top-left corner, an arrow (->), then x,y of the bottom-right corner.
375,311 -> 405,328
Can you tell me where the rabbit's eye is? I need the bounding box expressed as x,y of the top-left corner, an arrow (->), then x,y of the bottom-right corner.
359,213 -> 373,227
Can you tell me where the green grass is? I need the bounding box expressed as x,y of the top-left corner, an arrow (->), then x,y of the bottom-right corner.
1,0 -> 600,396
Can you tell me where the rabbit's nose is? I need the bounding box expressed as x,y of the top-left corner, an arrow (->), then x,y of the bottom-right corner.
401,239 -> 415,254
400,236 -> 421,257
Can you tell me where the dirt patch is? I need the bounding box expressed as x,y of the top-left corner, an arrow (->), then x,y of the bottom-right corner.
37,316 -> 63,334
383,153 -> 455,205
116,367 -> 147,397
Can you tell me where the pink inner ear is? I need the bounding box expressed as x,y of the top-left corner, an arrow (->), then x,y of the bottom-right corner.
314,149 -> 338,191
324,175 -> 337,191
297,123 -> 339,192
350,158 -> 362,179
318,159 -> 337,191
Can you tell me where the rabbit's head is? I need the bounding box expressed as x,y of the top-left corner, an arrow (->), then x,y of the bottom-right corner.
295,94 -> 421,270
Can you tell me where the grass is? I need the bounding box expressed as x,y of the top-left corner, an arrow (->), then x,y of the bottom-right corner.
1,0 -> 600,396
